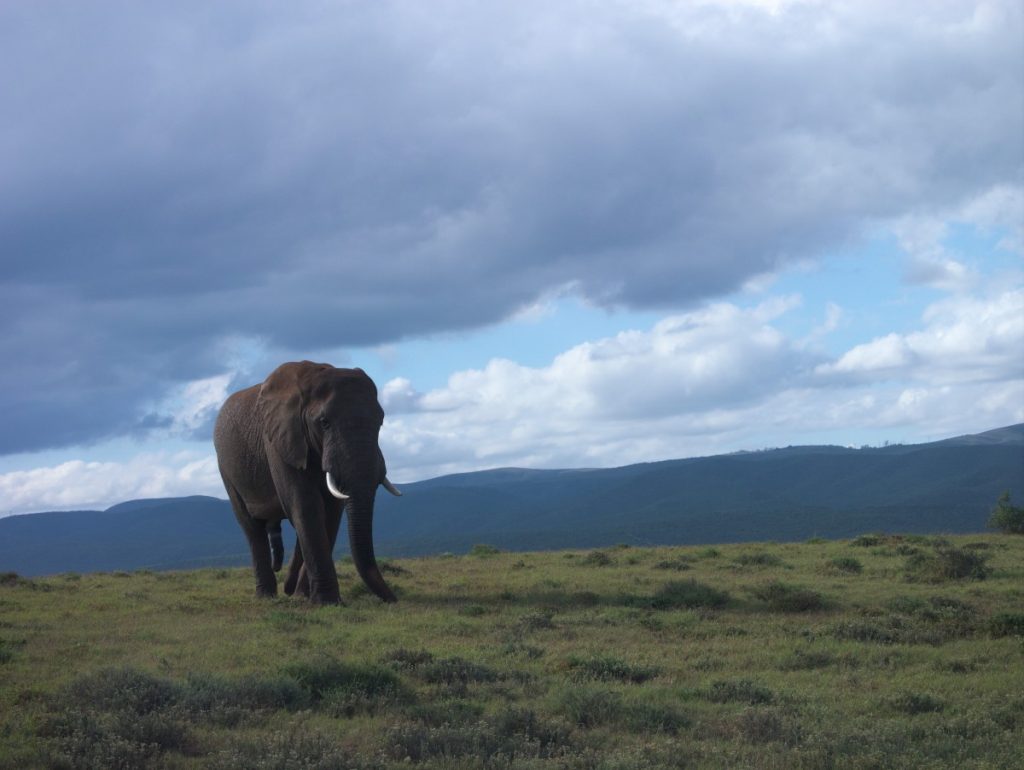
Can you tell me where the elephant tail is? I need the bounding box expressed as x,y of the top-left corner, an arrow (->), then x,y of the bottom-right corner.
269,520 -> 284,572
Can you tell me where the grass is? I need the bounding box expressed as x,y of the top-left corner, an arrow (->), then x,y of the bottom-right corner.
1,534 -> 1022,768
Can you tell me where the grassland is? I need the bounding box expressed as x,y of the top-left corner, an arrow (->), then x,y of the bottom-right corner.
1,533 -> 1022,769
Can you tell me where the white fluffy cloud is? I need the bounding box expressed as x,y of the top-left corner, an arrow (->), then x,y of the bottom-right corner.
378,286 -> 1024,481
0,453 -> 222,515
2,279 -> 1021,513
820,289 -> 1024,381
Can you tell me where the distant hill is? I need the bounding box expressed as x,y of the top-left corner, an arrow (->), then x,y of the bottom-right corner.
1,424 -> 1021,576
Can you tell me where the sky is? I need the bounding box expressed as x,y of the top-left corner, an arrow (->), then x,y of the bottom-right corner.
1,0 -> 1022,516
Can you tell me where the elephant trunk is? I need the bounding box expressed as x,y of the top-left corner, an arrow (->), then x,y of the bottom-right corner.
346,495 -> 397,603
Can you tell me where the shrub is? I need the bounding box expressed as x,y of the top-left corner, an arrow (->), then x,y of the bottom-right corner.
734,552 -> 784,567
384,710 -> 573,764
516,611 -> 556,631
904,547 -> 990,583
211,728 -> 381,770
989,613 -> 1024,638
704,679 -> 775,705
567,655 -> 660,684
417,656 -> 501,692
580,550 -> 614,566
654,559 -> 692,571
828,557 -> 863,574
469,543 -> 501,557
180,672 -> 308,724
989,492 -> 1024,534
282,658 -> 409,714
750,581 -> 828,612
65,667 -> 178,716
778,649 -> 835,671
735,707 -> 802,745
42,668 -> 189,768
831,621 -> 900,645
889,691 -> 944,715
556,687 -> 624,727
621,700 -> 691,735
44,709 -> 189,769
381,647 -> 435,671
646,580 -> 731,610
851,534 -> 887,547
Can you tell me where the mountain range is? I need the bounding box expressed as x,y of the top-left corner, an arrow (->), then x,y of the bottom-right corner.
2,424 -> 1021,576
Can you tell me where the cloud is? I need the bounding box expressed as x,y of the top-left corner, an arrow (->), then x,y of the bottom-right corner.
379,297 -> 819,476
3,276 -> 1022,513
0,0 -> 1020,454
819,288 -> 1024,381
0,452 -> 223,515
378,285 -> 1024,480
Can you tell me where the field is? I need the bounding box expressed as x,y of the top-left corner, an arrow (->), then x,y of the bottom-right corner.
1,533 -> 1022,769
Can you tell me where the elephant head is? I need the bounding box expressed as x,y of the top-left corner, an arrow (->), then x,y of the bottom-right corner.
257,361 -> 400,602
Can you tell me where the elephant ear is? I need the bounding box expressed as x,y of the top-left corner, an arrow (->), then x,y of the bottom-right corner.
257,361 -> 329,470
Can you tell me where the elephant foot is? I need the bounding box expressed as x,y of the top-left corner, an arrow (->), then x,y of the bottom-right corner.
310,591 -> 343,606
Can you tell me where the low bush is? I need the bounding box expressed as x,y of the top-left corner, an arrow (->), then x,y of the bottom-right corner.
734,552 -> 784,567
904,547 -> 990,583
621,700 -> 691,735
750,581 -> 828,612
556,686 -> 625,727
180,672 -> 308,725
653,558 -> 692,571
515,611 -> 556,631
778,649 -> 835,671
469,544 -> 501,557
41,668 -> 189,768
889,691 -> 944,715
211,728 -> 381,770
735,707 -> 802,745
851,534 -> 888,547
282,658 -> 410,715
828,557 -> 863,574
704,679 -> 775,705
567,655 -> 660,684
643,580 -> 731,610
383,707 -> 573,763
43,709 -> 190,769
381,647 -> 435,671
580,550 -> 614,567
989,613 -> 1024,638
65,667 -> 178,716
418,656 -> 500,686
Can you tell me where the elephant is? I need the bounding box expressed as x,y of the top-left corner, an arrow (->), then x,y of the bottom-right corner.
214,361 -> 402,604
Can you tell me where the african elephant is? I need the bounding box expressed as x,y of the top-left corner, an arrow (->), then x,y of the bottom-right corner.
214,361 -> 402,604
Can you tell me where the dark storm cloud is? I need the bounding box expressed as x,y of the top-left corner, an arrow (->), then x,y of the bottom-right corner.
0,1 -> 1020,454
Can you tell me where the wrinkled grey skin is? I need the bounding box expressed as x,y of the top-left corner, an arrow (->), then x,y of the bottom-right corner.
214,361 -> 397,604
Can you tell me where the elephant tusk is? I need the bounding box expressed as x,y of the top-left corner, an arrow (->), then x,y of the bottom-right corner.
325,472 -> 350,500
382,477 -> 403,497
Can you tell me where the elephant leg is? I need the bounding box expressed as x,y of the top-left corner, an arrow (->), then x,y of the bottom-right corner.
226,485 -> 277,597
269,520 -> 284,572
284,539 -> 307,597
290,501 -> 343,599
273,481 -> 340,604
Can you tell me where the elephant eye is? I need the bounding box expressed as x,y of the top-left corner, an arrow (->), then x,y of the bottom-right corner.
318,416 -> 331,429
